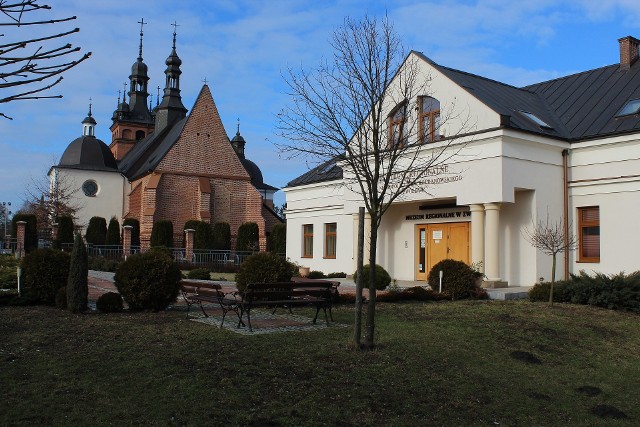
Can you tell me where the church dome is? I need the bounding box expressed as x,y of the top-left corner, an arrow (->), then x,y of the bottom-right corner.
241,158 -> 264,187
59,136 -> 119,171
131,58 -> 148,76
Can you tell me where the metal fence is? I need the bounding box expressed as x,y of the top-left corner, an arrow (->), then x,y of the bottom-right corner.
0,237 -> 16,255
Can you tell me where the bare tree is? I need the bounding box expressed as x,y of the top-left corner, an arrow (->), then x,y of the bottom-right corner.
22,164 -> 81,233
522,213 -> 577,305
277,15 -> 471,349
0,0 -> 91,119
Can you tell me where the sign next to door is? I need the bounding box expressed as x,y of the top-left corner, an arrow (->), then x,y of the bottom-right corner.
405,211 -> 471,221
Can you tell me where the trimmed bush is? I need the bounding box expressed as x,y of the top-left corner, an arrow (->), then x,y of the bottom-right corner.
556,271 -> 640,312
353,264 -> 391,291
151,220 -> 174,248
187,268 -> 211,280
96,292 -> 124,313
268,223 -> 286,254
21,248 -> 70,305
12,214 -> 38,253
54,215 -> 74,248
212,222 -> 231,250
236,222 -> 259,252
67,233 -> 88,313
308,270 -> 326,279
195,221 -> 214,250
0,255 -> 19,289
122,218 -> 140,247
114,251 -> 181,311
85,216 -> 107,245
235,252 -> 296,293
182,220 -> 201,247
428,259 -> 476,300
106,217 -> 121,246
88,256 -> 120,272
327,272 -> 347,278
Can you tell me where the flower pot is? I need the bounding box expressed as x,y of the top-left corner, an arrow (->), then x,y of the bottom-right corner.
299,267 -> 310,278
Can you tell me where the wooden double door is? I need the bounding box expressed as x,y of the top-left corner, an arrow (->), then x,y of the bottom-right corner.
415,222 -> 470,281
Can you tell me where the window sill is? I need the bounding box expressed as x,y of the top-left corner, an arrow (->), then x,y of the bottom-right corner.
301,256 -> 313,259
577,259 -> 600,264
323,256 -> 336,260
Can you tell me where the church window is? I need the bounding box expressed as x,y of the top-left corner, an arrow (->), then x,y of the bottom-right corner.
82,180 -> 98,197
419,96 -> 441,143
302,224 -> 313,258
135,130 -> 145,140
324,223 -> 337,259
388,103 -> 408,148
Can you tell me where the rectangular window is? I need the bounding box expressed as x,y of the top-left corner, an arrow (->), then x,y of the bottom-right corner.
324,223 -> 337,258
388,105 -> 407,148
302,224 -> 313,258
578,206 -> 600,263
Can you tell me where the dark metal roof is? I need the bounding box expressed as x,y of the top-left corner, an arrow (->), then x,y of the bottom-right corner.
58,136 -> 119,172
241,158 -> 279,192
118,115 -> 188,180
286,157 -> 343,188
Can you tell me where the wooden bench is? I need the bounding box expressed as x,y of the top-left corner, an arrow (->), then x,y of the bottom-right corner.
240,281 -> 338,332
180,280 -> 244,328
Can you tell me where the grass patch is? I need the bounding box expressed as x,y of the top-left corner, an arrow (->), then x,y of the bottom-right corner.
1,301 -> 638,425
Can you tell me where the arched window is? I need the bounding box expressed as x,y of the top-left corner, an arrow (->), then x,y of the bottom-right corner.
419,96 -> 440,143
135,130 -> 145,141
388,103 -> 408,148
122,129 -> 133,140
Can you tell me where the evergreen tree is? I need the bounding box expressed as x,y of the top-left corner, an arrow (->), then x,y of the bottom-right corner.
11,213 -> 38,252
66,233 -> 88,313
106,216 -> 121,246
269,223 -> 286,254
212,222 -> 231,250
151,220 -> 174,248
85,216 -> 107,245
195,221 -> 214,249
236,222 -> 259,252
55,215 -> 74,248
122,218 -> 140,247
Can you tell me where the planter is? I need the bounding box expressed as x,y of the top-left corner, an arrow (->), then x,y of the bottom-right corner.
298,266 -> 310,278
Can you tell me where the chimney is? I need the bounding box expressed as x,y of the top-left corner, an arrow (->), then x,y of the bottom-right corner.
618,36 -> 640,70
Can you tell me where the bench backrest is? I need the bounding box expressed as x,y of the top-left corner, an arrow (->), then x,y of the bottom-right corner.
180,281 -> 223,298
244,281 -> 334,303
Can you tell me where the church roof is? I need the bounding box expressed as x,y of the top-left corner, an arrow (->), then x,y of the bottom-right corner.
241,158 -> 278,192
118,115 -> 188,180
58,136 -> 119,172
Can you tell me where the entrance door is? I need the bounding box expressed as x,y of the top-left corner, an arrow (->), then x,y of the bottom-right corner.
415,222 -> 470,280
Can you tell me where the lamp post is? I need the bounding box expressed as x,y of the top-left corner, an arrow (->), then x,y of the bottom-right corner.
1,201 -> 11,239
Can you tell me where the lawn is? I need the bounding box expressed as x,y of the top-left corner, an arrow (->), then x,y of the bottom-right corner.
1,300 -> 638,426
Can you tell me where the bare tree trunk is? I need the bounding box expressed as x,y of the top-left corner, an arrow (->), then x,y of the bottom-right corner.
353,207 -> 365,348
549,253 -> 557,306
365,216 -> 378,349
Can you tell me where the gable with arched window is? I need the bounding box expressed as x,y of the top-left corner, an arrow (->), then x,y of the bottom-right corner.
418,96 -> 440,143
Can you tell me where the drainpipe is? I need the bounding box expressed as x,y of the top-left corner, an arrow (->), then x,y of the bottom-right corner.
562,149 -> 569,280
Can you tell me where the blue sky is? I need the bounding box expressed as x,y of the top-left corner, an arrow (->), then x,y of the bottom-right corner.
1,0 -> 639,212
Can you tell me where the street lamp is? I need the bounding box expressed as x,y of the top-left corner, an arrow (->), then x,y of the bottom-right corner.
1,201 -> 11,239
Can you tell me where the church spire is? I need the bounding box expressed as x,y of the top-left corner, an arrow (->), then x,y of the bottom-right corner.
126,18 -> 153,124
231,118 -> 246,158
155,21 -> 187,133
82,98 -> 97,137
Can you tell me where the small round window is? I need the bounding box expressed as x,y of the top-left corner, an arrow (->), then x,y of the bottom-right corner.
82,180 -> 98,197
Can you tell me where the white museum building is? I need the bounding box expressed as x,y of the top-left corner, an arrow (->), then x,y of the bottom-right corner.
284,36 -> 640,288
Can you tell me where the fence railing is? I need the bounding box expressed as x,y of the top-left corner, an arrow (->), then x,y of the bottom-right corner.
0,237 -> 16,254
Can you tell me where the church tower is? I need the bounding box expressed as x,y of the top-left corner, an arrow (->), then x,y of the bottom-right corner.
110,18 -> 155,161
154,23 -> 188,134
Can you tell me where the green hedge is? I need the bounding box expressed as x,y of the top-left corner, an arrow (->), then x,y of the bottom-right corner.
268,223 -> 286,254
428,259 -> 477,300
86,216 -> 107,245
353,264 -> 391,291
235,252 -> 295,293
212,222 -> 231,250
236,222 -> 259,252
195,221 -> 214,250
54,215 -> 74,248
151,220 -> 174,248
106,217 -> 121,246
21,248 -> 71,305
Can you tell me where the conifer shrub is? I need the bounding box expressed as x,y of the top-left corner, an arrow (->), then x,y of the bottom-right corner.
96,292 -> 124,313
122,218 -> 140,246
427,259 -> 477,300
85,216 -> 107,245
235,252 -> 296,293
195,221 -> 214,249
0,255 -> 19,289
353,264 -> 391,291
67,233 -> 88,313
236,222 -> 259,252
182,220 -> 201,247
54,215 -> 74,249
151,220 -> 174,248
187,268 -> 211,280
88,256 -> 120,272
11,214 -> 38,253
308,270 -> 326,279
114,251 -> 181,311
106,217 -> 121,246
212,222 -> 231,250
21,248 -> 70,304
268,223 -> 286,254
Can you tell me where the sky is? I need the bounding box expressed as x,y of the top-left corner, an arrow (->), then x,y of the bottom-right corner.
1,0 -> 640,214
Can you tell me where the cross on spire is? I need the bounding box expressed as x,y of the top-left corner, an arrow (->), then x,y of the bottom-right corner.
123,82 -> 127,101
88,97 -> 93,116
202,77 -> 208,85
137,17 -> 146,60
236,118 -> 240,135
156,85 -> 160,106
117,90 -> 121,106
171,21 -> 179,48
